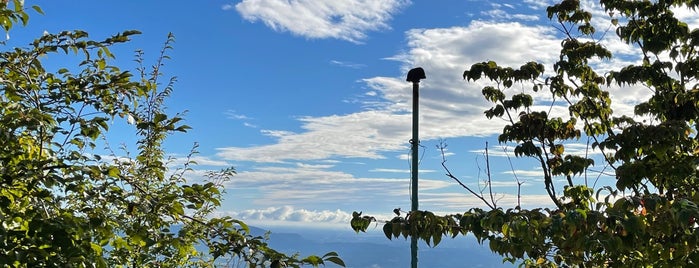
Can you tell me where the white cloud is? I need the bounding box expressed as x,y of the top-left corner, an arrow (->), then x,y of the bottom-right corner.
216,4 -> 678,218
481,9 -> 539,22
502,168 -> 544,178
216,13 -> 658,216
330,60 -> 367,69
522,0 -> 556,10
419,192 -> 555,211
226,164 -> 451,207
673,5 -> 699,29
295,162 -> 335,169
185,155 -> 231,167
226,110 -> 251,120
469,140 -> 606,159
226,110 -> 258,128
235,0 -> 410,43
218,111 -> 412,162
243,122 -> 258,128
369,168 -> 436,173
222,195 -> 553,228
368,21 -> 562,138
221,3 -> 234,11
227,205 -> 352,224
217,20 -> 564,163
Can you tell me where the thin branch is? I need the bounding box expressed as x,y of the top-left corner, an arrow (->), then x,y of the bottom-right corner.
485,142 -> 496,207
438,142 -> 496,210
536,149 -> 563,209
501,144 -> 524,208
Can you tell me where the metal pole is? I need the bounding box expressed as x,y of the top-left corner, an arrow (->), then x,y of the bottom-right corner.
411,80 -> 419,212
406,67 -> 425,268
410,80 -> 419,268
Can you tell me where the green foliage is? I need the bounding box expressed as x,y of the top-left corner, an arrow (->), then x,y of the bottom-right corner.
0,3 -> 343,267
354,0 -> 699,266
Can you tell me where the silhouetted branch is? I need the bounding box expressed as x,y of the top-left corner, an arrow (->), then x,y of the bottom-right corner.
500,145 -> 524,208
437,141 -> 496,210
485,142 -> 496,207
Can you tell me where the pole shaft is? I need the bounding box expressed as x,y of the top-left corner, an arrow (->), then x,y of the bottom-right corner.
411,82 -> 419,211
410,81 -> 419,268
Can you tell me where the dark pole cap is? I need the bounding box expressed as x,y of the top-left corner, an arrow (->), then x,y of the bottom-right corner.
406,67 -> 426,83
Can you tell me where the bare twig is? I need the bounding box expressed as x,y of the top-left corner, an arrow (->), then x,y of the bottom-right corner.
500,144 -> 524,208
485,142 -> 496,207
437,141 -> 496,210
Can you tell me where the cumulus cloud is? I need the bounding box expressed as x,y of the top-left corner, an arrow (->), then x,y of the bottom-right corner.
673,5 -> 699,29
361,21 -> 562,138
227,206 -> 352,224
234,0 -> 410,43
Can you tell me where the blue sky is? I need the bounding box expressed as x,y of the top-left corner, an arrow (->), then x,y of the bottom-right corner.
12,1 -> 699,229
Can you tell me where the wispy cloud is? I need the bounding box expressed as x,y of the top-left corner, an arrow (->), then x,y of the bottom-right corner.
217,111 -> 412,162
419,192 -> 555,211
469,140 -> 606,158
210,161 -> 466,215
234,0 -> 411,43
221,3 -> 234,11
226,110 -> 252,120
330,60 -> 367,69
481,5 -> 540,22
501,168 -> 545,178
226,110 -> 258,128
295,162 -> 335,169
243,122 -> 258,128
522,0 -> 557,10
370,168 -> 409,173
369,168 -> 436,173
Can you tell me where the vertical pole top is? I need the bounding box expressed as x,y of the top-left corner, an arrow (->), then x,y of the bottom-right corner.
406,67 -> 426,83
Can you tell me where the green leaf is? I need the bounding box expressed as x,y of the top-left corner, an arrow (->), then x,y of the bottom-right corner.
171,202 -> 184,216
324,256 -> 346,267
302,255 -> 322,265
31,5 -> 44,14
323,252 -> 346,267
154,112 -> 167,123
106,166 -> 119,177
383,222 -> 392,240
113,237 -> 130,250
432,232 -> 442,247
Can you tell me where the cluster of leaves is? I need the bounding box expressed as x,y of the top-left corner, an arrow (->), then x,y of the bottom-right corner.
354,0 -> 699,266
0,2 -> 344,267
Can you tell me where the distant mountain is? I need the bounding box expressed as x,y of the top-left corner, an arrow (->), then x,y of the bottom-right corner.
251,226 -> 514,268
